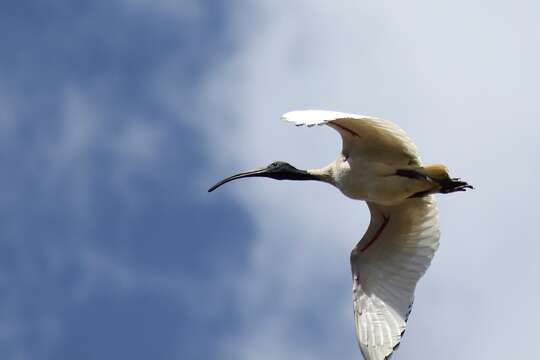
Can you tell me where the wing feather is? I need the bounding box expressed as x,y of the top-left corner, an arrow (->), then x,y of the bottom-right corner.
350,196 -> 440,360
282,110 -> 421,166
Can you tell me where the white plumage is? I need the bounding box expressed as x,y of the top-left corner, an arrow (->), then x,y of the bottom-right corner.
351,198 -> 439,359
283,111 -> 445,359
210,110 -> 472,360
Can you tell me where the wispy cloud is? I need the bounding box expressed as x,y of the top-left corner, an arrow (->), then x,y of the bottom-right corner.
198,1 -> 540,359
0,84 -> 186,359
0,0 -> 235,358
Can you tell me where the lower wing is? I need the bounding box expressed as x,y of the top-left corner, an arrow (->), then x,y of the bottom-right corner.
350,196 -> 440,360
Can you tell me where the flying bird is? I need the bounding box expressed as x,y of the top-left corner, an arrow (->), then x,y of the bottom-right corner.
208,110 -> 472,360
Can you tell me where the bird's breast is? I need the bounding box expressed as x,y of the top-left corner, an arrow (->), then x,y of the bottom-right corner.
332,159 -> 377,201
333,159 -> 422,204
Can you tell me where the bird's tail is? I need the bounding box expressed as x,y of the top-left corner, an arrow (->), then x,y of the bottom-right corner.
420,164 -> 474,194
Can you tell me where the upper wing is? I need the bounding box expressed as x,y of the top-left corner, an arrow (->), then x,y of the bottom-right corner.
350,196 -> 440,360
282,110 -> 422,166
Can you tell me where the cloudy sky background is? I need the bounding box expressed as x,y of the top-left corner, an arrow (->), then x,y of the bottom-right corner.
2,1 -> 539,359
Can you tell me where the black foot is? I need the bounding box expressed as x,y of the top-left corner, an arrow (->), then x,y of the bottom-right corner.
439,178 -> 474,194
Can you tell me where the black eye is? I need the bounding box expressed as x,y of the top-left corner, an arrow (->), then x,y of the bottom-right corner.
271,162 -> 279,167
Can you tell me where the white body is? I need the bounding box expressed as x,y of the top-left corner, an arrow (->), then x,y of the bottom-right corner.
282,110 -> 442,360
284,110 -> 435,205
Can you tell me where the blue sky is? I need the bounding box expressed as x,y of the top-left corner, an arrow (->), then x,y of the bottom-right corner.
1,1 -> 251,359
2,1 -> 540,359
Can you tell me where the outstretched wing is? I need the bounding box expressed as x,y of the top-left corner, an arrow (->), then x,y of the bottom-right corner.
350,196 -> 440,360
282,110 -> 421,166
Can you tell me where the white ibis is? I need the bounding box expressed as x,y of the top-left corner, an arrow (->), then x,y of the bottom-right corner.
209,110 -> 472,360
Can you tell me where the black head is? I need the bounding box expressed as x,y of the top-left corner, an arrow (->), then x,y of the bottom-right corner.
260,161 -> 302,180
208,161 -> 318,192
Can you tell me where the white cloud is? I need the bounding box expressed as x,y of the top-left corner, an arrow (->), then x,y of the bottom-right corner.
198,1 -> 540,359
4,0 -> 539,358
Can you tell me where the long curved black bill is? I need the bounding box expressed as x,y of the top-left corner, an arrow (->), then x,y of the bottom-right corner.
208,168 -> 269,192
